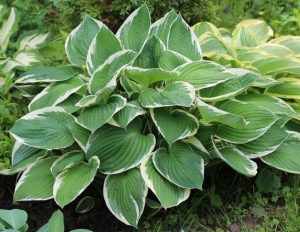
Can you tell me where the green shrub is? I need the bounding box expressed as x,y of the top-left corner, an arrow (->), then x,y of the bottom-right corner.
49,0 -> 214,32
7,4 -> 300,228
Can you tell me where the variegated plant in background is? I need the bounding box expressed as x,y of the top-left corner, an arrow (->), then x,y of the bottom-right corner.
5,4 -> 300,227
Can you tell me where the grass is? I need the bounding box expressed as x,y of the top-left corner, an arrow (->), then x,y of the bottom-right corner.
140,164 -> 300,232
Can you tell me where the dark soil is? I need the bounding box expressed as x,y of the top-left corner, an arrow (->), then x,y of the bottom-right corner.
0,175 -> 134,232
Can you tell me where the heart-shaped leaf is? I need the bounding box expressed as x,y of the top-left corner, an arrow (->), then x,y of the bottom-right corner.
140,155 -> 190,209
139,81 -> 195,108
104,169 -> 147,227
77,95 -> 126,132
150,108 -> 199,145
152,142 -> 204,189
86,122 -> 155,174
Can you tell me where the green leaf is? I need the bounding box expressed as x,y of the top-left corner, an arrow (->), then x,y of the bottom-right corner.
16,66 -> 79,84
261,132 -> 300,174
152,142 -> 204,189
133,35 -> 166,68
53,156 -> 100,208
88,50 -> 137,94
18,32 -> 49,51
14,157 -> 57,201
124,67 -> 179,89
0,209 -> 27,230
198,73 -> 258,102
76,196 -> 95,213
10,107 -> 75,149
173,61 -> 235,90
237,94 -> 296,116
29,76 -> 84,111
57,94 -> 82,113
111,100 -> 146,129
86,26 -> 122,75
77,94 -> 126,132
51,151 -> 84,177
168,15 -> 201,60
196,99 -> 247,129
150,109 -> 199,145
232,19 -> 273,47
48,210 -> 64,232
11,141 -> 47,173
150,10 -> 178,45
0,7 -> 19,52
192,21 -> 220,38
236,124 -> 288,158
255,168 -> 281,193
252,57 -> 300,75
76,87 -> 114,108
104,169 -> 147,227
158,50 -> 191,71
139,81 -> 195,108
116,4 -> 150,52
140,155 -> 190,209
212,141 -> 257,176
65,16 -> 103,66
266,81 -> 300,100
69,121 -> 91,152
86,123 -> 155,174
270,36 -> 300,54
216,100 -> 278,144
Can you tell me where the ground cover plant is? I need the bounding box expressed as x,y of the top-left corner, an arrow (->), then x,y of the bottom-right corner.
0,4 -> 49,172
5,3 -> 300,229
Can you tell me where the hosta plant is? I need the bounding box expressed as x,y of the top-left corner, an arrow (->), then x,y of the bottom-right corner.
8,4 -> 300,227
0,4 -> 48,172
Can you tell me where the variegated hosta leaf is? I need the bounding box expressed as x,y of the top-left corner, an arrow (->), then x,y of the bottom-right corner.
16,66 -> 79,84
0,209 -> 27,231
150,10 -> 178,45
232,19 -> 273,48
236,124 -> 288,158
266,81 -> 300,100
13,51 -> 42,68
10,141 -> 47,173
0,7 -> 19,52
252,57 -> 300,75
86,123 -> 155,174
173,61 -> 236,90
88,50 -> 137,94
18,32 -> 49,51
261,132 -> 300,173
53,156 -> 100,208
104,169 -> 147,227
167,15 -> 201,61
51,151 -> 85,177
270,36 -> 300,54
116,4 -> 150,52
140,155 -> 190,209
10,107 -> 76,149
111,100 -> 146,129
237,94 -> 296,116
150,108 -> 199,145
158,50 -> 191,70
76,94 -> 126,132
182,136 -> 211,164
212,141 -> 257,176
133,35 -> 166,68
57,94 -> 82,113
65,16 -> 103,66
69,121 -> 91,152
76,87 -> 114,108
86,26 -> 122,75
192,21 -> 220,38
124,67 -> 179,88
28,76 -> 84,111
215,100 -> 278,144
139,81 -> 195,108
198,73 -> 258,102
196,99 -> 247,129
14,157 -> 58,201
48,210 -> 64,232
152,142 -> 204,189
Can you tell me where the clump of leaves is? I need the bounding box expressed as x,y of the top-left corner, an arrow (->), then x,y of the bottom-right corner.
0,4 -> 49,171
7,4 -> 300,227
